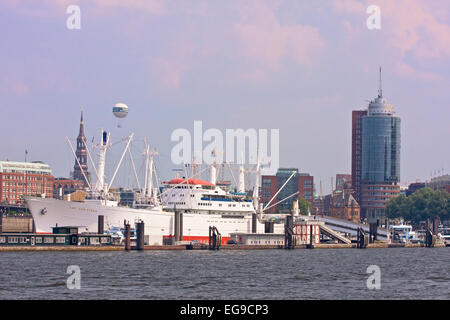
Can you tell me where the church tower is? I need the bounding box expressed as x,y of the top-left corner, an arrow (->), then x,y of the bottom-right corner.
73,112 -> 90,187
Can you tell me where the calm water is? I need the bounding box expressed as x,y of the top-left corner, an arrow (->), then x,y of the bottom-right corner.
0,248 -> 448,300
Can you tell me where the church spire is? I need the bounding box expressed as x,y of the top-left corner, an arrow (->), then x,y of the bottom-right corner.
79,111 -> 85,137
73,111 -> 90,187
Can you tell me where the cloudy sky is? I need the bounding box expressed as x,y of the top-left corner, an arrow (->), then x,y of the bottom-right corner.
1,0 -> 449,194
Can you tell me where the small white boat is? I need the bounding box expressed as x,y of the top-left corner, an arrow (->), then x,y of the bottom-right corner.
438,227 -> 450,245
389,224 -> 416,243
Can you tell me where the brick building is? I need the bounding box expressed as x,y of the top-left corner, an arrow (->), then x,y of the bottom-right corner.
53,178 -> 84,199
406,182 -> 426,196
0,161 -> 54,205
261,168 -> 314,214
328,190 -> 360,222
336,174 -> 352,191
351,110 -> 367,205
426,175 -> 450,194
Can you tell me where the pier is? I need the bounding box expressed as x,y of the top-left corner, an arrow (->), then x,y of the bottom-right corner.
1,216 -> 447,252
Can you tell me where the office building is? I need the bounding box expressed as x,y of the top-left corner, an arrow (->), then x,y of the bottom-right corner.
353,70 -> 401,219
261,168 -> 314,214
0,161 -> 54,205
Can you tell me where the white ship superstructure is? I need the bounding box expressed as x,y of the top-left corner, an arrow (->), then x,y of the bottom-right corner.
161,178 -> 254,214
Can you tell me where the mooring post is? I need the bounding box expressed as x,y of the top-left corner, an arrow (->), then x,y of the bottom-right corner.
357,227 -> 367,249
179,211 -> 183,241
136,220 -> 144,251
433,217 -> 439,235
309,224 -> 314,248
98,215 -> 104,235
386,218 -> 390,243
124,221 -> 131,251
285,215 -> 294,249
357,228 -> 360,248
208,226 -> 212,250
252,213 -> 257,233
217,227 -> 222,249
174,210 -> 179,244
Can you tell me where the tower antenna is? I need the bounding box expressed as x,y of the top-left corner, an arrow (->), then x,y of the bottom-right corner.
378,66 -> 382,97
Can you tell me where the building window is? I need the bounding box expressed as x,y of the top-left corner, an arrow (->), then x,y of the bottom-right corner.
304,180 -> 313,188
263,179 -> 272,188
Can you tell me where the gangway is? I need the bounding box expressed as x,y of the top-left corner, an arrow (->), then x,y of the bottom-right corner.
317,216 -> 388,240
320,225 -> 351,244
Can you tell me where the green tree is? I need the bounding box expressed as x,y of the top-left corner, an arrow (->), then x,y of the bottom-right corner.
386,188 -> 449,224
297,197 -> 312,215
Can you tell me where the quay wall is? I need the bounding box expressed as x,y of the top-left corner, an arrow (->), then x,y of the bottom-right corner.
1,242 -> 447,252
0,216 -> 33,233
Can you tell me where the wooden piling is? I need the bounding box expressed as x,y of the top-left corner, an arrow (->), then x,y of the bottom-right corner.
357,227 -> 368,249
174,210 -> 179,243
98,215 -> 104,235
179,211 -> 183,241
208,226 -> 221,250
136,220 -> 144,251
208,226 -> 212,249
284,215 -> 294,249
124,221 -> 131,251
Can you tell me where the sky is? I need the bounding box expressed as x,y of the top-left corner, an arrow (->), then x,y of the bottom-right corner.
1,0 -> 449,194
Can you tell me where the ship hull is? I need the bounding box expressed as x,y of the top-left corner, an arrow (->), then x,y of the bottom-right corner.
25,197 -> 275,245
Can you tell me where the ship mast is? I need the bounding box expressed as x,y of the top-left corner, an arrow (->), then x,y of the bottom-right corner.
95,129 -> 110,195
209,149 -> 217,185
252,158 -> 260,210
238,164 -> 245,193
143,140 -> 158,203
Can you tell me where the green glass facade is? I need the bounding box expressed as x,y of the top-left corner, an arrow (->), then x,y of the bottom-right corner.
277,168 -> 299,211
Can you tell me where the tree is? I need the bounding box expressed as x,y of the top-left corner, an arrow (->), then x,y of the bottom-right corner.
297,197 -> 312,215
386,188 -> 449,224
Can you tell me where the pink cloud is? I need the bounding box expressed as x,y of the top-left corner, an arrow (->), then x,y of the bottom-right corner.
234,0 -> 325,73
0,57 -> 73,96
149,56 -> 188,88
379,0 -> 450,59
394,62 -> 445,82
333,0 -> 450,81
335,0 -> 450,60
0,75 -> 29,96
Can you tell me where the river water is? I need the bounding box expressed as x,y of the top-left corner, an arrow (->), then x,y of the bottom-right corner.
0,248 -> 448,300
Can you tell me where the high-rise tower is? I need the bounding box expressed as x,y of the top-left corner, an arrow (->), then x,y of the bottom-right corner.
73,112 -> 90,187
352,69 -> 401,219
351,109 -> 367,204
